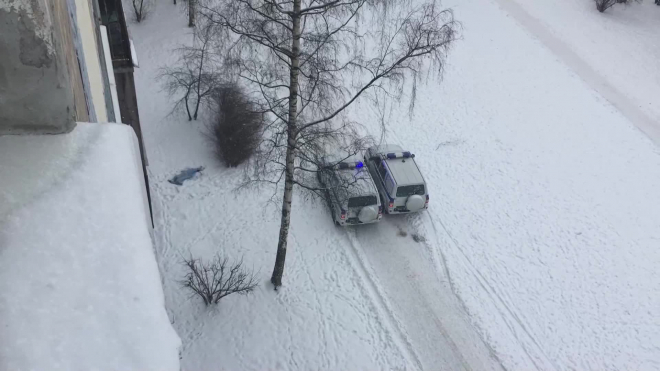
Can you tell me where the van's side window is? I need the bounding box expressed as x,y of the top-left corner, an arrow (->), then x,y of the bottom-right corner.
378,162 -> 388,180
385,173 -> 395,196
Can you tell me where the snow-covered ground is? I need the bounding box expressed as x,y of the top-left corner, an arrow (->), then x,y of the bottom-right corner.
0,123 -> 180,370
130,1 -> 660,370
500,0 -> 660,145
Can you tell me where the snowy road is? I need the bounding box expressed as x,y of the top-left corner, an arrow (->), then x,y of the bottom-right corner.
131,0 -> 660,370
349,216 -> 504,371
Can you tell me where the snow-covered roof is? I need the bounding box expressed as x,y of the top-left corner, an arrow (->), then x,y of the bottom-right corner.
384,157 -> 425,187
320,153 -> 378,197
335,167 -> 379,198
368,144 -> 425,187
0,123 -> 180,371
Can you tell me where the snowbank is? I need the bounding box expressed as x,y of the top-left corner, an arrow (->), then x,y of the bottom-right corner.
0,123 -> 181,371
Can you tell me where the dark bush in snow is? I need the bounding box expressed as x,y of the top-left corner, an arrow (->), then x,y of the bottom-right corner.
594,0 -> 640,12
181,254 -> 258,306
209,85 -> 264,167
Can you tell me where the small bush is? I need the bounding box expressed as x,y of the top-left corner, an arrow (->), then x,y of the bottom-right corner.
209,85 -> 264,167
594,0 -> 640,12
181,254 -> 258,306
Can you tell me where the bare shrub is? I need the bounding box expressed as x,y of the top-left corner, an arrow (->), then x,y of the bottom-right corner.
132,0 -> 152,22
209,85 -> 264,167
181,254 -> 258,306
158,22 -> 223,120
595,0 -> 640,12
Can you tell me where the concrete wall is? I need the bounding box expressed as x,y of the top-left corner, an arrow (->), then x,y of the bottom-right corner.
73,0 -> 109,122
68,0 -> 108,122
0,0 -> 83,134
57,0 -> 90,123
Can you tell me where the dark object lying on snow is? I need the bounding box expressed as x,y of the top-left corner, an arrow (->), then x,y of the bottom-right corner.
168,166 -> 204,185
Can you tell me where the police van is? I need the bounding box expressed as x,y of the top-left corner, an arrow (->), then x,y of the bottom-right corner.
317,155 -> 383,226
365,144 -> 429,214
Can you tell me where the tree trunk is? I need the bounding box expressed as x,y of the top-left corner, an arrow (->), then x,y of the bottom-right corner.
193,100 -> 200,120
185,90 -> 192,120
133,1 -> 141,22
270,0 -> 301,289
193,30 -> 206,120
188,0 -> 195,27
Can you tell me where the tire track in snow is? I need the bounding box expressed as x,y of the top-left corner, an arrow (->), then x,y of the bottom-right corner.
340,229 -> 425,371
417,213 -> 507,370
393,215 -> 505,371
424,211 -> 559,371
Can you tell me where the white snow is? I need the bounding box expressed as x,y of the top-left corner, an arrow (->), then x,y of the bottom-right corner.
129,1 -> 660,371
499,0 -> 660,145
0,123 -> 181,371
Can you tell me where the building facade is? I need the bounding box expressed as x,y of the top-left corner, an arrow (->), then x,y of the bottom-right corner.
0,0 -> 151,220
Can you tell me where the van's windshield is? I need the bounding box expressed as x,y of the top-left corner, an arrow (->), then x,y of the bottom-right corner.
396,185 -> 425,197
348,195 -> 378,208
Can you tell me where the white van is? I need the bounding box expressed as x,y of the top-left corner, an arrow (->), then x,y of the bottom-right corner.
317,156 -> 383,226
365,144 -> 428,214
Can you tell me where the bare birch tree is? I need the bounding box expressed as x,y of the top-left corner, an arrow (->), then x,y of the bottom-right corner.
199,0 -> 458,288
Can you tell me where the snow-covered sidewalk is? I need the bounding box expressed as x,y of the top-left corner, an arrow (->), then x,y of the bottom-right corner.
130,0 -> 660,370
